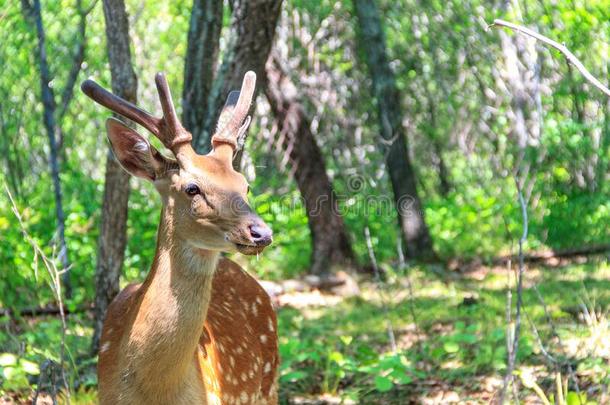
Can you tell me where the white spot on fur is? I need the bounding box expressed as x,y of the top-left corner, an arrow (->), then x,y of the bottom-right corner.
260,334 -> 267,343
100,341 -> 111,353
268,318 -> 274,332
240,392 -> 248,403
264,362 -> 271,373
207,392 -> 221,405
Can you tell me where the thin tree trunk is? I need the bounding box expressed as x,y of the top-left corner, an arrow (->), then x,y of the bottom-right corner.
182,0 -> 223,138
265,55 -> 355,276
91,0 -> 137,353
352,0 -> 436,260
26,0 -> 72,298
193,0 -> 282,155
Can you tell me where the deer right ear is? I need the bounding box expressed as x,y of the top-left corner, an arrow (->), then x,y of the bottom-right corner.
106,118 -> 173,181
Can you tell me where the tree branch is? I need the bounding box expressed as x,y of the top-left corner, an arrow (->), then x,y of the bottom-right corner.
489,19 -> 610,98
57,0 -> 98,123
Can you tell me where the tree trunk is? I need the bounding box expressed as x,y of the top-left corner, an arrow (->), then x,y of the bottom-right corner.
26,0 -> 72,298
265,55 -> 356,276
182,0 -> 223,139
193,0 -> 283,154
91,0 -> 137,353
352,0 -> 435,260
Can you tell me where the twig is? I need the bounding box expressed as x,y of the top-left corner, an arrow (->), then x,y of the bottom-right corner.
396,238 -> 419,329
0,304 -> 93,318
502,219 -> 514,403
364,226 -> 397,353
5,185 -> 70,403
530,282 -> 581,394
500,180 -> 529,404
488,19 -> 610,98
57,0 -> 98,122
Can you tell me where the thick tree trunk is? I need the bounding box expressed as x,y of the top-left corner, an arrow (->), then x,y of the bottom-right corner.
265,55 -> 355,276
91,0 -> 137,353
193,0 -> 282,154
26,0 -> 72,298
182,0 -> 222,139
352,0 -> 435,260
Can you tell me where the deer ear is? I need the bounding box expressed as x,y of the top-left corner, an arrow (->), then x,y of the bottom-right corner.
106,118 -> 174,181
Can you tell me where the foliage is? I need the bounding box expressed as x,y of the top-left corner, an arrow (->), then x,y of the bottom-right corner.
0,0 -> 609,402
274,260 -> 610,402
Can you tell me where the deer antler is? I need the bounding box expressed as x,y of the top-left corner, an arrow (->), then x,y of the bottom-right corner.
211,71 -> 256,152
81,73 -> 194,163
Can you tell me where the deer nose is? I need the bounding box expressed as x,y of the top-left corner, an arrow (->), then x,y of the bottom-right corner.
249,223 -> 273,246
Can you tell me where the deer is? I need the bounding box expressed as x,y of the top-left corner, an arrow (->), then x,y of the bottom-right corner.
81,71 -> 279,405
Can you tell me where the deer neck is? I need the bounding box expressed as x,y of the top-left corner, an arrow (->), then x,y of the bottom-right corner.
124,204 -> 219,393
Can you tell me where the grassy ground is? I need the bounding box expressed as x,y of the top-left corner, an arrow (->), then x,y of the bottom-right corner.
1,256 -> 609,404
276,256 -> 610,404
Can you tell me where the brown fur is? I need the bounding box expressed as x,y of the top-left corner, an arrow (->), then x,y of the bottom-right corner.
92,71 -> 277,404
98,257 -> 278,405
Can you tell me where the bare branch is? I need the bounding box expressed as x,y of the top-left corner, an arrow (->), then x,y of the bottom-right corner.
364,226 -> 397,353
57,0 -> 99,122
500,178 -> 529,403
489,19 -> 610,98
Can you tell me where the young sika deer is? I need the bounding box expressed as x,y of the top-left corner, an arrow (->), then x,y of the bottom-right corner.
81,72 -> 279,404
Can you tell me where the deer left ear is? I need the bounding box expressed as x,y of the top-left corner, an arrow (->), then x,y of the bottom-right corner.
106,118 -> 175,181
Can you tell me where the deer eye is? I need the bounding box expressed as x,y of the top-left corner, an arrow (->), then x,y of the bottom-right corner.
184,183 -> 200,196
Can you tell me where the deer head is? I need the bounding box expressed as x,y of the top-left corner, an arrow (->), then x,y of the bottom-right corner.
82,72 -> 272,255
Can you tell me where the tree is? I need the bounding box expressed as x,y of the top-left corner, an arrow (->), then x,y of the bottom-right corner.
265,54 -> 356,275
352,0 -> 435,261
182,0 -> 222,141
91,0 -> 138,353
189,0 -> 283,155
22,0 -> 94,298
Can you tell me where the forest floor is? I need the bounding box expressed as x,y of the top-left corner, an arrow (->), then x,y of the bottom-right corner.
1,256 -> 609,404
276,255 -> 610,404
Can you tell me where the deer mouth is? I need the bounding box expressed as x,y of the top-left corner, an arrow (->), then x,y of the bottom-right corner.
234,243 -> 267,255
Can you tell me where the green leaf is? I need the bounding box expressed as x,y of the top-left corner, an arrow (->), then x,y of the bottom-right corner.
0,353 -> 17,367
19,359 -> 40,375
2,366 -> 18,380
443,342 -> 460,353
340,335 -> 353,346
566,391 -> 588,405
280,370 -> 308,382
374,375 -> 393,392
329,351 -> 344,364
390,369 -> 412,385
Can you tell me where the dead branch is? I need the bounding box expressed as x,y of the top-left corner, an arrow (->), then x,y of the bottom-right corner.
489,19 -> 610,98
500,180 -> 529,404
451,244 -> 610,273
0,305 -> 93,318
364,226 -> 397,353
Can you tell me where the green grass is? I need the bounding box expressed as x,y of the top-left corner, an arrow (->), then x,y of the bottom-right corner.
1,258 -> 609,404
